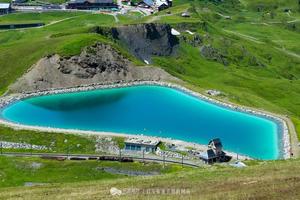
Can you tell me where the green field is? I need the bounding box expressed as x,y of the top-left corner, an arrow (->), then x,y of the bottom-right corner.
0,156 -> 183,187
0,157 -> 300,199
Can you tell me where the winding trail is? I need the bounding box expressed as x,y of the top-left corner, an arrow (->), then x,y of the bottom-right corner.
224,29 -> 300,59
223,29 -> 264,44
275,47 -> 300,59
42,15 -> 85,28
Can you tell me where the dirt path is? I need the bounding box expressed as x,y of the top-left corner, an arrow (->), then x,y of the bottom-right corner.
223,29 -> 265,44
275,47 -> 300,59
224,29 -> 300,60
284,116 -> 300,158
42,15 -> 87,28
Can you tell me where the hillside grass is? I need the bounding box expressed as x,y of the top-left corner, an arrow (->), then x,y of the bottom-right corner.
1,158 -> 300,199
0,12 -> 85,25
0,156 -> 184,187
0,125 -> 98,154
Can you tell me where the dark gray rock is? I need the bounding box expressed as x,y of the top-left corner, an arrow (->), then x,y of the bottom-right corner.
200,45 -> 229,66
58,43 -> 130,79
97,23 -> 179,63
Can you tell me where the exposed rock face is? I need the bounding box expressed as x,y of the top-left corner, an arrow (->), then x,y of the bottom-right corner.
96,23 -> 179,63
58,43 -> 130,79
9,43 -> 179,93
181,34 -> 203,47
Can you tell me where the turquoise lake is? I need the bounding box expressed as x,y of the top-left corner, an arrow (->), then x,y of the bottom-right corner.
0,85 -> 281,160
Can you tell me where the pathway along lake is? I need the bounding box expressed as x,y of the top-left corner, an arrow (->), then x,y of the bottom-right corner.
0,85 -> 282,159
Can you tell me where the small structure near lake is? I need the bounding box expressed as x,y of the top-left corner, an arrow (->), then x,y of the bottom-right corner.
206,89 -> 222,96
200,138 -> 231,164
124,138 -> 160,152
0,3 -> 11,15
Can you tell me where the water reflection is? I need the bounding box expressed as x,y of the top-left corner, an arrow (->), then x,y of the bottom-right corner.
25,90 -> 127,111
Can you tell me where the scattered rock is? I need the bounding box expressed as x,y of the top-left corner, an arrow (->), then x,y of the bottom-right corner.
24,182 -> 46,187
206,89 -> 222,96
181,12 -> 190,17
200,45 -> 229,66
182,34 -> 202,47
58,43 -> 129,79
171,28 -> 180,36
110,187 -> 122,196
30,162 -> 43,170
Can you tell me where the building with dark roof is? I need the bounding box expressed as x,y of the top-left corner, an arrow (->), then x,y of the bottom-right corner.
66,0 -> 118,10
138,0 -> 153,8
200,138 -> 231,164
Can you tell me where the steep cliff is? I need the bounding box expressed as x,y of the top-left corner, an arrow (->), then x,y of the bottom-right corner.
95,23 -> 179,63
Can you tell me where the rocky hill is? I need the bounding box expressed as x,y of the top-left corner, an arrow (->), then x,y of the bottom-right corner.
9,43 -> 179,93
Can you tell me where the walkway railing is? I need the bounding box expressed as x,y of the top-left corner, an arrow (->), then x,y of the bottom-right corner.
0,152 -> 200,168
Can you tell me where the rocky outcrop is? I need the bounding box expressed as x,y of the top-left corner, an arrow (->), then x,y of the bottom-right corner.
95,23 -> 179,63
200,45 -> 229,66
57,43 -> 130,79
9,43 -> 179,93
181,34 -> 203,47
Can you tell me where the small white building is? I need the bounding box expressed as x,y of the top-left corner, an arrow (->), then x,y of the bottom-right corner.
0,3 -> 11,15
206,89 -> 222,96
138,0 -> 171,11
155,0 -> 168,11
124,138 -> 160,152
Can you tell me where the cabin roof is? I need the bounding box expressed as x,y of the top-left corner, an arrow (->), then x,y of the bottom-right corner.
125,138 -> 160,147
0,3 -> 10,9
156,0 -> 167,7
209,138 -> 223,148
69,0 -> 113,4
142,0 -> 154,6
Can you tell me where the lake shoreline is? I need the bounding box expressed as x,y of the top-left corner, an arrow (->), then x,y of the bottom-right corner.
0,80 -> 291,160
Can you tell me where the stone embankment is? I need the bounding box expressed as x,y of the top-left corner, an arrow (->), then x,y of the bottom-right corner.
0,141 -> 48,151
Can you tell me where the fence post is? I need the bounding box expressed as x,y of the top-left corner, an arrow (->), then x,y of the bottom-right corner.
142,150 -> 145,164
30,143 -> 33,156
163,154 -> 165,168
181,155 -> 184,168
0,134 -> 2,155
119,149 -> 121,162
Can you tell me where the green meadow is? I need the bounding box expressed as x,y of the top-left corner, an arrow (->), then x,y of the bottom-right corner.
0,157 -> 300,199
0,156 -> 183,187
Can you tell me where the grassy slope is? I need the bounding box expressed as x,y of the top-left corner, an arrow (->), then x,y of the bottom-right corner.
1,158 -> 300,199
0,156 -> 183,187
0,12 -> 85,25
0,125 -> 97,154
